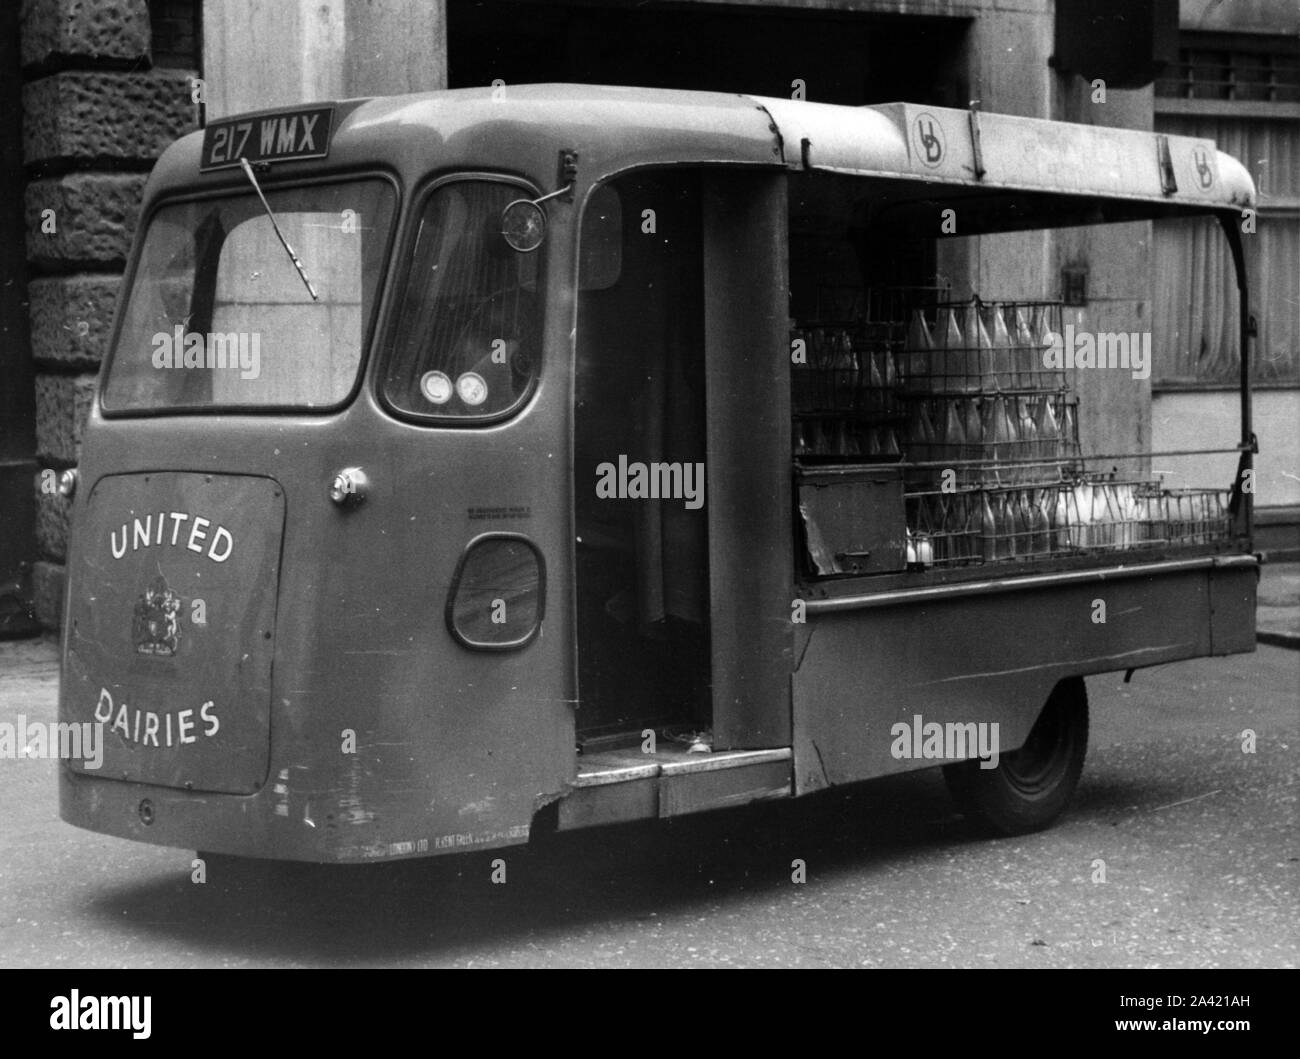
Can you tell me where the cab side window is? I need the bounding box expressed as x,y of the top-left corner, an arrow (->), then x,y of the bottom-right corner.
383,180 -> 542,420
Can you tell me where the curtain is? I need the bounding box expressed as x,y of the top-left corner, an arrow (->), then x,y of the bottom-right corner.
633,176 -> 708,629
1153,115 -> 1300,385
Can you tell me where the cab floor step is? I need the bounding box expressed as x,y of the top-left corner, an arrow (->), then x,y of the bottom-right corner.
574,746 -> 792,788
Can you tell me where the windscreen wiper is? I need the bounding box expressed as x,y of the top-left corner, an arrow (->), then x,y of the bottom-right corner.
239,157 -> 319,301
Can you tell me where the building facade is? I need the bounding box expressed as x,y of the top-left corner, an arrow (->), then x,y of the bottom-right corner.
2,0 -> 1296,633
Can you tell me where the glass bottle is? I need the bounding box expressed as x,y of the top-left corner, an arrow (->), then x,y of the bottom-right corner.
1002,397 -> 1020,476
833,329 -> 854,370
965,396 -> 984,467
964,303 -> 992,391
811,327 -> 827,371
1017,490 -> 1036,558
867,350 -> 884,415
935,495 -> 953,564
980,491 -> 997,562
957,494 -> 974,563
1034,305 -> 1056,350
989,395 -> 1015,478
832,418 -> 849,457
1018,398 -> 1039,469
1072,479 -> 1092,548
1150,488 -> 1167,545
943,397 -> 966,469
938,308 -> 962,394
1031,488 -> 1052,556
906,399 -> 936,463
1134,489 -> 1151,544
916,532 -> 933,567
1013,306 -> 1036,390
988,303 -> 1013,391
1060,399 -> 1077,459
1035,394 -> 1060,459
1102,483 -> 1123,545
1115,484 -> 1133,548
996,492 -> 1018,558
905,310 -> 933,392
1086,480 -> 1107,545
1054,483 -> 1072,551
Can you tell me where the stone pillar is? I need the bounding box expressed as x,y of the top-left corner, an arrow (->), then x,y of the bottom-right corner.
203,0 -> 448,121
21,0 -> 198,629
939,0 -> 1156,477
1052,75 -> 1156,480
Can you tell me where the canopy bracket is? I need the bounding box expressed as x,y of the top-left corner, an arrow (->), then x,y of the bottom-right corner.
1157,135 -> 1178,195
967,106 -> 986,180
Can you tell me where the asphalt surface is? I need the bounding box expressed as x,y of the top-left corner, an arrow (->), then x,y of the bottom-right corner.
1257,560 -> 1300,648
0,628 -> 1295,968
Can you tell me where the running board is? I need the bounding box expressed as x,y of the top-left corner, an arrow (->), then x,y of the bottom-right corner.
557,747 -> 793,831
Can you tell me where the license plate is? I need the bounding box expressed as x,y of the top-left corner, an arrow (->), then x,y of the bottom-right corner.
200,105 -> 334,171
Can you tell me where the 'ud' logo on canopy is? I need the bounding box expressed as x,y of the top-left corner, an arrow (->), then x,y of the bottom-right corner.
912,113 -> 945,169
1192,147 -> 1214,190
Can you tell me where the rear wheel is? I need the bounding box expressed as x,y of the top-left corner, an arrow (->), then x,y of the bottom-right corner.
943,677 -> 1088,836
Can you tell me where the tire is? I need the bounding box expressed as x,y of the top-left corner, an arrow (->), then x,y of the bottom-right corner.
943,677 -> 1088,836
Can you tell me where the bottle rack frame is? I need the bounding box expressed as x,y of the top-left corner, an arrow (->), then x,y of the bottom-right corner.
901,391 -> 1081,487
899,297 -> 1067,397
903,476 -> 1232,570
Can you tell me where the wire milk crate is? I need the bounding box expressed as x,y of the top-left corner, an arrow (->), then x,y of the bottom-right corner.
903,477 -> 1233,570
790,286 -> 953,461
887,295 -> 1078,490
1159,488 -> 1233,547
898,297 -> 1067,396
902,391 -> 1081,486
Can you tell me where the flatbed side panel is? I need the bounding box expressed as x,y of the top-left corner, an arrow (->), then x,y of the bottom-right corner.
1210,564 -> 1258,656
793,567 -> 1227,794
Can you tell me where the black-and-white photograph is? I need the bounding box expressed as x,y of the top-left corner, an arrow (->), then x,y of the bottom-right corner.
0,0 -> 1296,1019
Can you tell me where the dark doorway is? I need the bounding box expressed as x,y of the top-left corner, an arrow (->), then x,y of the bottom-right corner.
448,1 -> 969,107
0,0 -> 38,637
573,168 -> 710,737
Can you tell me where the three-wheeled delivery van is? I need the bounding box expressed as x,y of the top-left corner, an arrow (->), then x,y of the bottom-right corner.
58,85 -> 1259,861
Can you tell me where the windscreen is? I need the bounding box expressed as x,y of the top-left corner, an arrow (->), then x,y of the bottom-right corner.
103,179 -> 395,412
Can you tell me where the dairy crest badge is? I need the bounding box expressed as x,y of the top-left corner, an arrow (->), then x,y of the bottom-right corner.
132,575 -> 182,657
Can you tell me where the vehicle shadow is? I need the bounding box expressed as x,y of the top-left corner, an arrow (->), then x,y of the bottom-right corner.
84,767 -> 984,965
82,748 -> 1221,966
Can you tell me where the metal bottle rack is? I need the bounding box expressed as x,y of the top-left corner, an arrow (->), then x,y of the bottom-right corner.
791,289 -> 1233,573
790,286 -> 941,461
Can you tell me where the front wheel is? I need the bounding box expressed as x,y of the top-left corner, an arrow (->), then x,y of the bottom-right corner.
943,677 -> 1088,836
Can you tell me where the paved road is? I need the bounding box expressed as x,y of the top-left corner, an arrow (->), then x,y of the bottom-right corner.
0,635 -> 1295,968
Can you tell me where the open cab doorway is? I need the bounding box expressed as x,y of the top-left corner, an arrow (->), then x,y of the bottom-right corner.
563,165 -> 796,828
573,168 -> 711,747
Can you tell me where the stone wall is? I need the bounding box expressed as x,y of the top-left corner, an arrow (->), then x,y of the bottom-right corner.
21,0 -> 198,628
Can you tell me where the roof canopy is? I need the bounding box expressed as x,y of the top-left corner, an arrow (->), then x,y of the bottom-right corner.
155,85 -> 1255,218
756,96 -> 1255,213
